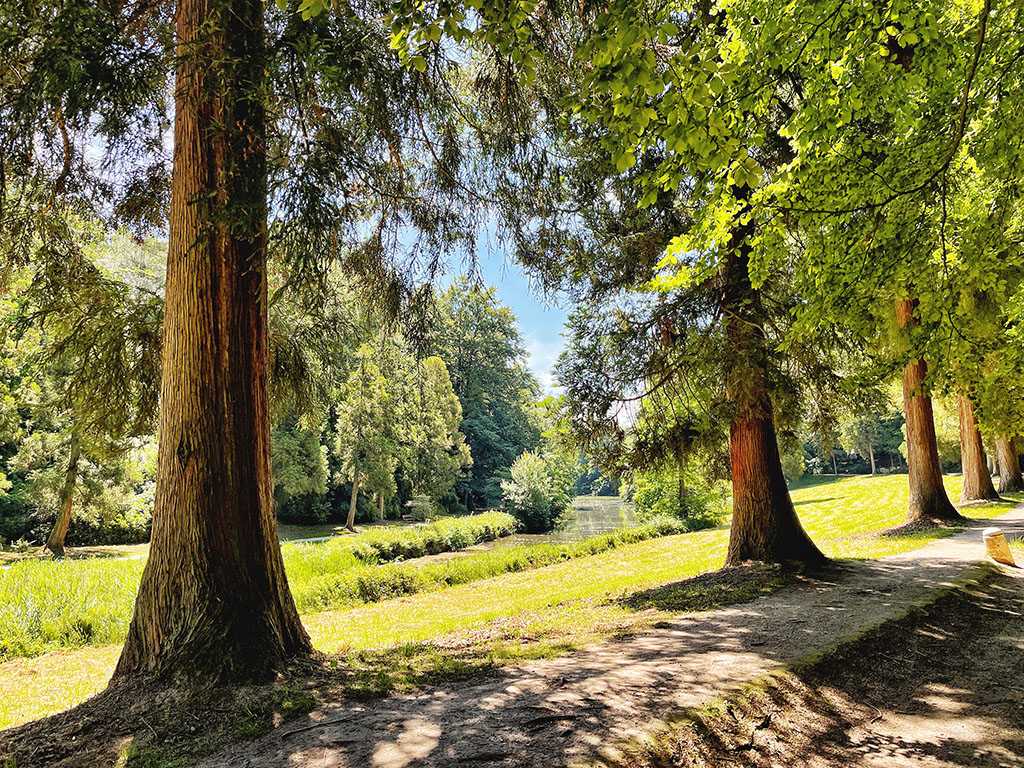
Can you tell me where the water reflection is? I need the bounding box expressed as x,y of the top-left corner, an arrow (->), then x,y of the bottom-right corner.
488,496 -> 636,548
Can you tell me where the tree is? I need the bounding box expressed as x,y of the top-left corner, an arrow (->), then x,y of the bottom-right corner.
4,0 -> 485,689
114,0 -> 312,682
271,416 -> 329,520
501,448 -> 579,533
0,239 -> 163,555
958,393 -> 999,503
996,438 -> 1024,493
842,414 -> 883,475
335,346 -> 399,531
896,298 -> 962,521
432,279 -> 541,508
404,355 -> 472,501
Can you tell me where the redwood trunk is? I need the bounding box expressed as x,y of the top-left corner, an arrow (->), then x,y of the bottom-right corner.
722,207 -> 823,566
44,434 -> 81,557
347,475 -> 360,531
997,437 -> 1024,493
113,0 -> 311,683
896,298 -> 961,522
958,394 -> 999,502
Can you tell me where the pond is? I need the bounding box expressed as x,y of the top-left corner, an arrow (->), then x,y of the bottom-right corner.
487,495 -> 636,548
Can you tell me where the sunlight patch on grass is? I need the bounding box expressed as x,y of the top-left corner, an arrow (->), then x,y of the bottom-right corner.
304,529 -> 729,652
0,644 -> 120,731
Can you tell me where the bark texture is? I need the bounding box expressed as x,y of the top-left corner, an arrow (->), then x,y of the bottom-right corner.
997,437 -> 1024,493
896,298 -> 962,522
958,394 -> 999,502
44,434 -> 81,557
722,211 -> 823,567
113,0 -> 311,683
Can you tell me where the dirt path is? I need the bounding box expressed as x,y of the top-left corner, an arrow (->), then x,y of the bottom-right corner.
198,508 -> 1024,768
620,570 -> 1024,768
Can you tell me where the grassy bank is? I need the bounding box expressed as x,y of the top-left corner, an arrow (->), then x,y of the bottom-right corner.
0,513 -> 691,662
0,511 -> 517,661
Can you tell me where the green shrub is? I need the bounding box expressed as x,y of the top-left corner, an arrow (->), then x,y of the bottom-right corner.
631,468 -> 727,532
501,450 -> 580,532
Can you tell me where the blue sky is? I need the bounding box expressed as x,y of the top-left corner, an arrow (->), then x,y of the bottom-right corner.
472,243 -> 568,393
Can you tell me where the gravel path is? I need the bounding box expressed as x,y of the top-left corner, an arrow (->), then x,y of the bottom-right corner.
199,507 -> 1024,768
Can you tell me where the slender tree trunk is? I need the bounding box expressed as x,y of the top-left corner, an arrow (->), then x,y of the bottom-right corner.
722,203 -> 824,566
347,476 -> 360,531
958,394 -> 999,502
44,434 -> 81,558
997,437 -> 1024,493
675,443 -> 687,507
831,453 -> 838,475
896,298 -> 962,522
112,0 -> 311,684
868,444 -> 876,475
377,493 -> 385,521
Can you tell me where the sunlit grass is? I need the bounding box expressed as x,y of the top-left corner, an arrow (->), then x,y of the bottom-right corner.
1,474 -> 1019,730
0,512 -> 517,661
305,528 -> 729,652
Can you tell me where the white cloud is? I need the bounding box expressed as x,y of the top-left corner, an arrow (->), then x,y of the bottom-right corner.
524,337 -> 565,394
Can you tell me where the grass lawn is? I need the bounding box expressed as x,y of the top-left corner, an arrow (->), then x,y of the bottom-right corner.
0,474 -> 1019,731
0,512 -> 518,661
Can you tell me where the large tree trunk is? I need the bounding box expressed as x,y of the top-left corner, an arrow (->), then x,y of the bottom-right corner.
347,476 -> 360,531
997,437 -> 1024,493
44,433 -> 81,558
113,0 -> 311,684
958,394 -> 999,502
896,298 -> 962,522
722,207 -> 824,567
868,444 -> 876,475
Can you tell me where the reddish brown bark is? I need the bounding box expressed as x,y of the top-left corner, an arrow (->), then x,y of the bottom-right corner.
997,437 -> 1024,493
44,433 -> 81,558
113,0 -> 310,683
722,214 -> 823,567
896,298 -> 961,522
958,394 -> 999,502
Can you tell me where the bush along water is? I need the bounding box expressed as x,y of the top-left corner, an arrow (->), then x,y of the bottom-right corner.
629,467 -> 728,532
500,449 -> 581,532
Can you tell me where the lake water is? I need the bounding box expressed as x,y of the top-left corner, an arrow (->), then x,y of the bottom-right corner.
486,496 -> 636,548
